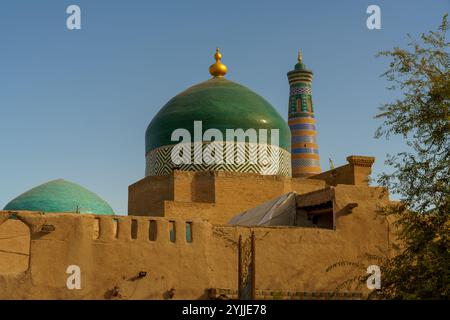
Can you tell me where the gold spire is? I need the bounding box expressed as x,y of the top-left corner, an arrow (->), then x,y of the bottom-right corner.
297,50 -> 303,63
209,48 -> 228,77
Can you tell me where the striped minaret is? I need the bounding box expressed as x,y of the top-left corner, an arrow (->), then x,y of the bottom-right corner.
287,51 -> 321,178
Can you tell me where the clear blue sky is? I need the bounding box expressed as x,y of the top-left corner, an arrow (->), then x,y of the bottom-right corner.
0,0 -> 448,214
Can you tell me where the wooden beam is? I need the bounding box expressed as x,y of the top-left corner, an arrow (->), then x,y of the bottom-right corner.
307,208 -> 333,216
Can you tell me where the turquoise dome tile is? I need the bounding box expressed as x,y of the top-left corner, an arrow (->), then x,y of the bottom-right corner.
3,179 -> 114,215
145,77 -> 291,154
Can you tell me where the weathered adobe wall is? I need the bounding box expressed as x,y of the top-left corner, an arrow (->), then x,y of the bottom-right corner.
0,219 -> 30,274
309,156 -> 375,187
164,177 -> 326,224
208,184 -> 393,293
311,163 -> 355,186
129,171 -> 326,224
332,184 -> 398,261
128,175 -> 174,217
129,155 -> 376,222
0,212 -> 213,299
0,185 -> 394,299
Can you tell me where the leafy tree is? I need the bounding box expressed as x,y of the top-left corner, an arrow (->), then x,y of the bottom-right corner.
373,14 -> 450,299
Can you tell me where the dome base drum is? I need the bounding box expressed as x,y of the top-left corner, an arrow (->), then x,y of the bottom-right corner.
146,141 -> 292,177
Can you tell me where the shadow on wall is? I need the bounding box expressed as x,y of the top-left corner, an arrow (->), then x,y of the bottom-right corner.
0,219 -> 31,274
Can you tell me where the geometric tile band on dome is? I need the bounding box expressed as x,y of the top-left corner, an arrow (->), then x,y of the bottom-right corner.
146,142 -> 292,177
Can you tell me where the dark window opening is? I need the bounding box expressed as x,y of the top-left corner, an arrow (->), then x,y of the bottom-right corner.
169,221 -> 176,243
186,222 -> 192,243
131,219 -> 138,240
149,220 -> 157,241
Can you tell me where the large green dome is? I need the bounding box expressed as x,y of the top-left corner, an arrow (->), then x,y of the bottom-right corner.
3,179 -> 114,215
145,77 -> 291,153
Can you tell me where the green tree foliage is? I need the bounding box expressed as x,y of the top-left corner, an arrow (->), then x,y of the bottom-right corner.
374,14 -> 450,299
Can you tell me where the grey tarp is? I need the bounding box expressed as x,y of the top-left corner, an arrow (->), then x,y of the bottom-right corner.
228,192 -> 297,226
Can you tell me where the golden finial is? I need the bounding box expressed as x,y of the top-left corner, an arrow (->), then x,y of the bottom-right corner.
209,47 -> 228,77
297,50 -> 303,63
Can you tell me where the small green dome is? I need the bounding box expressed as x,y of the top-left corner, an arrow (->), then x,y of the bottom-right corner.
145,77 -> 291,154
3,179 -> 114,215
